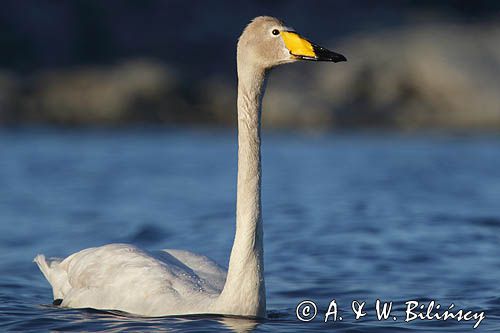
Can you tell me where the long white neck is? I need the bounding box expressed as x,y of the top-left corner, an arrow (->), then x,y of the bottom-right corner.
215,63 -> 267,317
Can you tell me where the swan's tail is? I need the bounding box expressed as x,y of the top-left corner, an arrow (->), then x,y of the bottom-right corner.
34,254 -> 52,281
34,254 -> 67,300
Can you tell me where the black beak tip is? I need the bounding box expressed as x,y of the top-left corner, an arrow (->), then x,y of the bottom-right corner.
333,54 -> 347,63
312,44 -> 346,63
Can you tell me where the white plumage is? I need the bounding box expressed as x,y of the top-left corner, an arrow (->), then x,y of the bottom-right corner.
35,244 -> 225,316
34,16 -> 345,317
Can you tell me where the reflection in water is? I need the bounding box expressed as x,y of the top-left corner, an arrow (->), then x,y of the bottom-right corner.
219,316 -> 259,333
42,306 -> 261,332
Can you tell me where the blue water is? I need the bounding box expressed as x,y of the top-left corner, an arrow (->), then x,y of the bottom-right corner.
1,128 -> 500,332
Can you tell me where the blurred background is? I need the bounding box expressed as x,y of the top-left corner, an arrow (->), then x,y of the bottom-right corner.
1,0 -> 499,131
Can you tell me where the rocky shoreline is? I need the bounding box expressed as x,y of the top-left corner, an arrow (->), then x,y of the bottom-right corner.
1,22 -> 499,130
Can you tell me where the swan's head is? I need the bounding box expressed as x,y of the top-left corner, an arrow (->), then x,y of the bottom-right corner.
237,16 -> 346,70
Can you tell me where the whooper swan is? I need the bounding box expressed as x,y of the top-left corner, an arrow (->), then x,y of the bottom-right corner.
34,16 -> 346,318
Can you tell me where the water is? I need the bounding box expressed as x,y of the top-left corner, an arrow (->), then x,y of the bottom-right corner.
1,128 -> 500,332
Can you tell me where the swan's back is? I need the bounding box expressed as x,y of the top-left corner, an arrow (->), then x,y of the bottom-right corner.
35,244 -> 226,316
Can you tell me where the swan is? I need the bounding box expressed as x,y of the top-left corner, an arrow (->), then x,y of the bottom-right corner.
34,16 -> 346,318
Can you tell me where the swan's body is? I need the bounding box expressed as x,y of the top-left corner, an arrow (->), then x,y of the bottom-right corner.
34,16 -> 345,318
35,244 -> 226,316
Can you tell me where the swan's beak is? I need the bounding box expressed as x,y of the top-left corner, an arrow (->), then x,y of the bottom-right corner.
281,31 -> 346,62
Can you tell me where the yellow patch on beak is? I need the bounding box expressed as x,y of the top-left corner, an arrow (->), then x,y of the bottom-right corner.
280,31 -> 316,59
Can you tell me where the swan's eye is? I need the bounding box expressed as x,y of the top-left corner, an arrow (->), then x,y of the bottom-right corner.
272,29 -> 280,36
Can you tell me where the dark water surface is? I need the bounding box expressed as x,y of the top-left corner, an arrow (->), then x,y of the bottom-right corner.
1,128 -> 500,332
